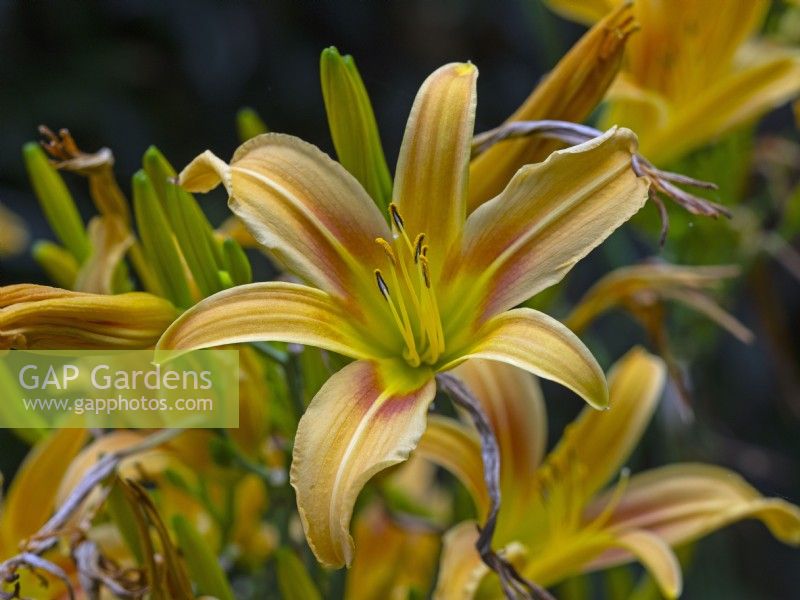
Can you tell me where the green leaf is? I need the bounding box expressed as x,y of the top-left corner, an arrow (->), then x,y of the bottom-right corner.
32,240 -> 79,289
236,107 -> 268,142
143,146 -> 226,298
172,514 -> 235,600
320,46 -> 392,211
132,170 -> 194,308
23,143 -> 90,262
274,548 -> 322,600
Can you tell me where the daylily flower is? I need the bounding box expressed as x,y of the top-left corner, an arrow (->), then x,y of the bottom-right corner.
156,62 -> 649,567
565,262 -> 753,342
416,350 -> 800,598
545,0 -> 800,165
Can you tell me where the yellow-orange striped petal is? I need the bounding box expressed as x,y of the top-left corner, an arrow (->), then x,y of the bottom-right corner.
603,530 -> 682,599
0,284 -> 177,349
546,347 -> 666,500
416,415 -> 490,519
457,127 -> 647,320
179,133 -> 390,300
468,2 -> 635,208
393,63 -> 477,275
450,308 -> 608,410
290,360 -> 436,567
156,281 -> 371,359
586,464 -> 800,555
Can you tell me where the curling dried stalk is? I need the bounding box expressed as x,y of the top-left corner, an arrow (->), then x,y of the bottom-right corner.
471,119 -> 728,242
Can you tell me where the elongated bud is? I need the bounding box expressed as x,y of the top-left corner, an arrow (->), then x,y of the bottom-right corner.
143,146 -> 225,298
0,284 -> 178,350
236,107 -> 269,142
132,169 -> 194,308
32,240 -> 79,289
222,238 -> 253,286
275,548 -> 322,600
23,143 -> 90,262
468,2 -> 636,209
321,46 -> 392,211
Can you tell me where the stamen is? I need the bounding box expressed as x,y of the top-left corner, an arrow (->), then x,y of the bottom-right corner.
389,203 -> 405,230
374,270 -> 390,299
375,237 -> 396,265
413,234 -> 425,263
419,256 -> 431,288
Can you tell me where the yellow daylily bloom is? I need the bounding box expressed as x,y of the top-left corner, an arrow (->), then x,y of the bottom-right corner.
546,0 -> 800,165
418,350 -> 800,598
157,62 -> 649,567
0,284 -> 178,349
0,202 -> 29,257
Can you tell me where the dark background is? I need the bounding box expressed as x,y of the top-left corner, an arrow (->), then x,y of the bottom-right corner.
1,1 -> 799,598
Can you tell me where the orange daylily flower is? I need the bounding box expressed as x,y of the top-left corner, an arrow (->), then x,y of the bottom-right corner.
417,351 -> 800,598
156,62 -> 649,567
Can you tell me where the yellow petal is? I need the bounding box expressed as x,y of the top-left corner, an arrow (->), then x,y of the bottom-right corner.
638,44 -> 800,164
606,530 -> 682,599
586,464 -> 800,552
179,134 -> 390,300
156,281 -> 372,359
0,428 -> 88,556
346,503 -> 440,600
458,127 -> 647,319
290,359 -> 436,567
433,521 -> 489,600
433,521 -> 529,599
393,63 -> 477,275
543,0 -> 616,25
0,202 -> 29,257
451,360 -> 546,524
432,521 -> 487,600
416,415 -> 490,519
73,215 -> 133,294
450,308 -> 608,410
0,284 -> 177,349
547,347 -> 665,500
468,2 -> 635,208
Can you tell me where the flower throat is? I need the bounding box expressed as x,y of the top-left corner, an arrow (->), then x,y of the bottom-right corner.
374,204 -> 445,367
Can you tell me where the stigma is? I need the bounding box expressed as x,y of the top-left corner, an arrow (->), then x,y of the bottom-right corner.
373,203 -> 445,367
